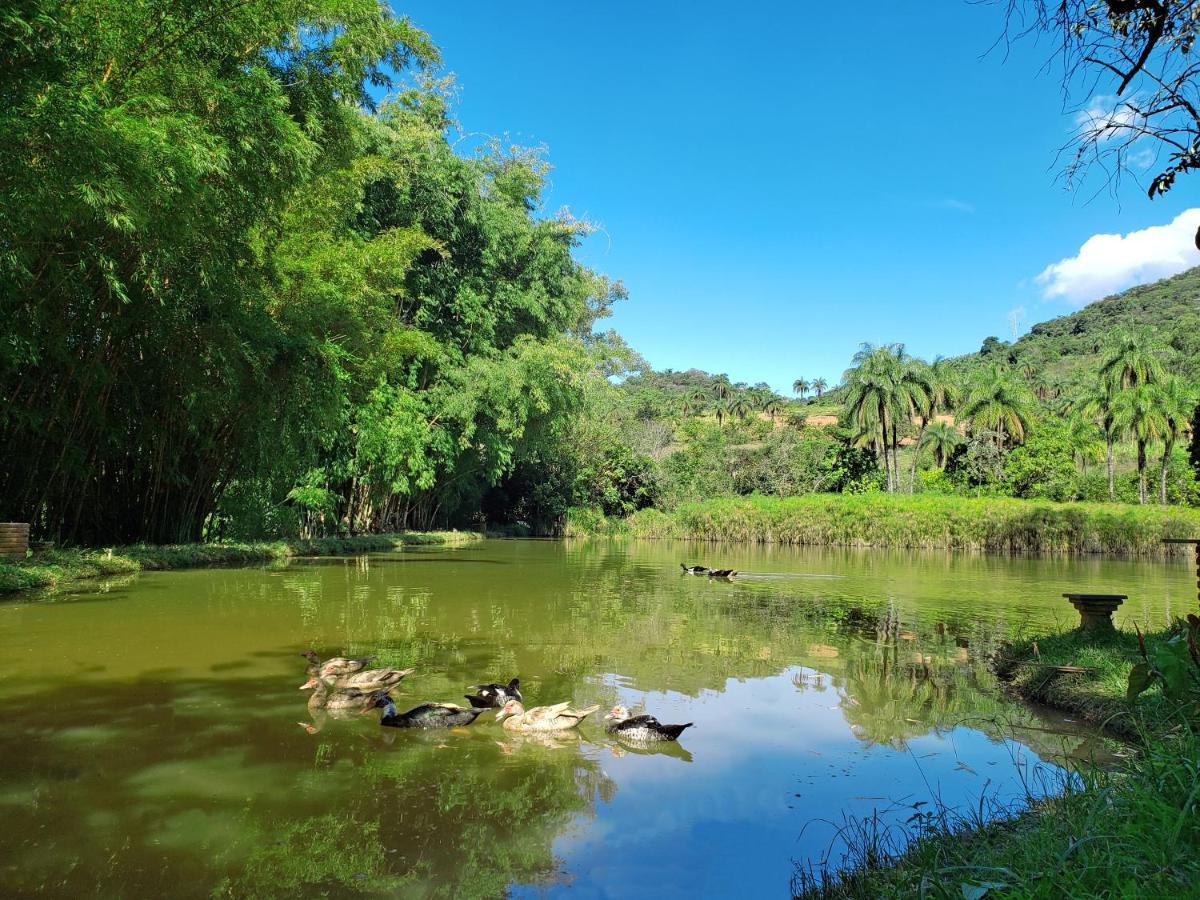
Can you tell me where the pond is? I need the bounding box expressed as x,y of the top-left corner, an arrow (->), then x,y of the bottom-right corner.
0,540 -> 1193,898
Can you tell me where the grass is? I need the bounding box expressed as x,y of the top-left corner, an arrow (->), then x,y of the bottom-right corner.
0,531 -> 480,594
576,494 -> 1200,556
794,623 -> 1200,898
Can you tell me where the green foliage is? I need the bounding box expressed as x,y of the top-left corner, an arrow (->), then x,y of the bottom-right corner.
0,2 -> 622,543
1127,618 -> 1200,708
584,493 -> 1200,555
1003,422 -> 1081,501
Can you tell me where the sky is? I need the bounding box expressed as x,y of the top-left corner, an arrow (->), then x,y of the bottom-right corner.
393,1 -> 1199,394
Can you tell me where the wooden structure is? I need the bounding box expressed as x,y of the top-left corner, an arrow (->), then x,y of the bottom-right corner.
1163,538 -> 1200,608
0,523 -> 30,560
1063,593 -> 1126,632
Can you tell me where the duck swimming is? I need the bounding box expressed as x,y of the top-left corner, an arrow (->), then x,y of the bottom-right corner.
707,569 -> 737,579
306,666 -> 416,693
368,693 -> 484,729
465,678 -> 522,708
604,705 -> 693,742
300,650 -> 375,678
495,700 -> 600,733
680,564 -> 710,575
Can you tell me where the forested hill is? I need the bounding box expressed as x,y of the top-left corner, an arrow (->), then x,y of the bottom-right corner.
952,267 -> 1200,387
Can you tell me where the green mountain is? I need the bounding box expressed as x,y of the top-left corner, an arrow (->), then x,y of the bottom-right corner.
954,266 -> 1200,388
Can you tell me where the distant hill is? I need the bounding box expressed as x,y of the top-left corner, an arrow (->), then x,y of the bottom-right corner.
951,267 -> 1200,388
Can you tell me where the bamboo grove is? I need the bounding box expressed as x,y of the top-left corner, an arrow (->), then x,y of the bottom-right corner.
1,1 -> 625,544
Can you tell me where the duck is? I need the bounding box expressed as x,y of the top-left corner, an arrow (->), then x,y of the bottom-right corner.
301,676 -> 379,711
305,666 -> 416,693
680,564 -> 710,575
465,677 -> 522,708
300,650 -> 375,678
604,705 -> 693,742
368,693 -> 485,729
707,569 -> 737,579
495,699 -> 601,733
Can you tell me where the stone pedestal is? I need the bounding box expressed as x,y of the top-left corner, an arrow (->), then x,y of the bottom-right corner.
1063,593 -> 1126,632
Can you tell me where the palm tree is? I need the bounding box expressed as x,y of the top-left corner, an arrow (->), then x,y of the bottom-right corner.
729,396 -> 750,421
792,378 -> 810,400
1099,327 -> 1167,391
762,397 -> 783,425
1063,414 -> 1103,477
1156,376 -> 1196,503
1111,383 -> 1169,504
1073,380 -> 1119,499
919,420 -> 962,469
712,377 -> 733,400
687,388 -> 708,414
843,343 -> 929,493
907,356 -> 959,491
961,364 -> 1031,448
812,378 -> 828,400
713,398 -> 728,427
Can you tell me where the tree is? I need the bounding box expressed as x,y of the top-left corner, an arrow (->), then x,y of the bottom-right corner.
729,396 -> 750,421
908,356 -> 959,491
961,365 -> 1032,449
1063,415 -> 1104,476
843,343 -> 930,493
1191,403 -> 1200,481
919,421 -> 963,470
1073,380 -> 1121,499
1099,327 -> 1167,390
1156,376 -> 1196,503
792,378 -> 810,400
1004,1 -> 1200,196
0,0 -> 438,543
763,398 -> 783,425
1112,383 -> 1169,504
812,378 -> 829,400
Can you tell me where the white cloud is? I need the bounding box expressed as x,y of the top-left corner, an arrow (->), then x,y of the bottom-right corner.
1075,94 -> 1142,142
1035,208 -> 1200,306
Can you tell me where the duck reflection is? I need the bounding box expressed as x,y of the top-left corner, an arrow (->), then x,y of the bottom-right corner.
605,737 -> 694,764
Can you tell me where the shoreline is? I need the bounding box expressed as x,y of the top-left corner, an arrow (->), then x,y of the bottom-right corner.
0,531 -> 481,596
794,624 -> 1199,898
572,494 -> 1200,557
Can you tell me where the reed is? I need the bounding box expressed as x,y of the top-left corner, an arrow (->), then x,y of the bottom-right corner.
580,495 -> 1200,556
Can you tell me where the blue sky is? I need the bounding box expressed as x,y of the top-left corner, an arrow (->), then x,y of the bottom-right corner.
395,2 -> 1198,393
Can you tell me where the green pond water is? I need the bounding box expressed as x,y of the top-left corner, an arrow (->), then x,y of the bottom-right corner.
0,539 -> 1195,898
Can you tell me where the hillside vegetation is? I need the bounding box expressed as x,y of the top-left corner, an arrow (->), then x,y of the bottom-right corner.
550,269 -> 1200,537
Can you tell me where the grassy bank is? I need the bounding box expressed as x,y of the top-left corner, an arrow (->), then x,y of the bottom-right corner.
574,494 -> 1200,556
0,532 -> 479,594
795,625 -> 1200,898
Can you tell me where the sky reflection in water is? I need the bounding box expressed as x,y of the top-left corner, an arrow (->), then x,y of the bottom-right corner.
0,540 -> 1186,897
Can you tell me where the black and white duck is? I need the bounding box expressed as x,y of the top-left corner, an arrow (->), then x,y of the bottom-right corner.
604,705 -> 693,742
300,650 -> 375,678
369,693 -> 485,729
680,564 -> 710,575
465,677 -> 522,708
707,569 -> 737,579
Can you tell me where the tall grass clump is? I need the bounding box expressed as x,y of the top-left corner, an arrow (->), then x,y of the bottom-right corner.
594,495 -> 1200,556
